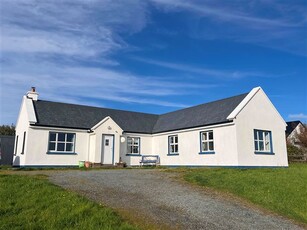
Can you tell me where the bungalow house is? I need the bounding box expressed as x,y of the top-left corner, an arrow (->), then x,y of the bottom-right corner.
13,86 -> 288,167
286,121 -> 305,147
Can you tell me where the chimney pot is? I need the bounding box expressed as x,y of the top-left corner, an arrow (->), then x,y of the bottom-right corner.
26,87 -> 39,101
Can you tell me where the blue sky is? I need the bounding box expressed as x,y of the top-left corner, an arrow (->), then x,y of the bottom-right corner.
0,0 -> 306,124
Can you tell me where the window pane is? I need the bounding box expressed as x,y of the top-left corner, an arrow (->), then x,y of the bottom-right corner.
259,141 -> 264,151
209,141 -> 214,151
49,142 -> 56,151
58,133 -> 65,141
170,145 -> 174,153
66,143 -> 73,152
258,131 -> 263,140
255,141 -> 258,151
57,143 -> 65,151
175,136 -> 178,143
49,133 -> 56,141
254,130 -> 258,140
265,141 -> 270,151
170,136 -> 173,144
67,133 -> 74,142
134,138 -> 139,144
203,142 -> 208,151
202,132 -> 207,141
133,146 -> 139,154
105,139 -> 109,146
175,145 -> 178,153
208,131 -> 213,140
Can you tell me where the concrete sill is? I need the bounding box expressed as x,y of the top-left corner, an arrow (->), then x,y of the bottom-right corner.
199,151 -> 215,155
46,152 -> 77,155
254,151 -> 275,155
167,153 -> 179,156
126,154 -> 142,156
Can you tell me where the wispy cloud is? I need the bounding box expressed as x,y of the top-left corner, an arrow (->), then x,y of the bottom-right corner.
151,0 -> 299,28
150,0 -> 307,56
1,58 -> 214,123
289,113 -> 307,120
132,57 -> 276,79
0,0 -> 148,59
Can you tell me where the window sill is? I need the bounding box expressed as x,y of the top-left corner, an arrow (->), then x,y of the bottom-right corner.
126,154 -> 142,156
47,152 -> 77,155
199,151 -> 215,154
167,153 -> 179,156
254,151 -> 275,155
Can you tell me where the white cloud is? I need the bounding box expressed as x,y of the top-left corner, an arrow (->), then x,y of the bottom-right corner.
0,59 -> 215,123
289,113 -> 307,120
0,0 -> 148,58
133,57 -> 277,79
150,0 -> 307,56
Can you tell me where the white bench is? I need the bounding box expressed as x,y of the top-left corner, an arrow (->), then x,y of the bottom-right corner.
140,155 -> 160,166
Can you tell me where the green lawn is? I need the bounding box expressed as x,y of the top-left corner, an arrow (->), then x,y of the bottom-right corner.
181,163 -> 307,225
0,174 -> 137,230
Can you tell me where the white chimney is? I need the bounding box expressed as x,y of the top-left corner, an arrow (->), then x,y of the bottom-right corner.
26,87 -> 39,101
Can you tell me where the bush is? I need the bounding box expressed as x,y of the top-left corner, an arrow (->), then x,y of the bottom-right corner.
287,144 -> 303,156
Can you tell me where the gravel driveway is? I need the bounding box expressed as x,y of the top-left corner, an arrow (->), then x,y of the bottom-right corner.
47,169 -> 303,230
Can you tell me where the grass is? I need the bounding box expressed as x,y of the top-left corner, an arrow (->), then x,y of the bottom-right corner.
179,163 -> 307,225
0,174 -> 137,230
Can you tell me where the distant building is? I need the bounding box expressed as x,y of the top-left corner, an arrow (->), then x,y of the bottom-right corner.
286,121 -> 305,147
0,135 -> 15,165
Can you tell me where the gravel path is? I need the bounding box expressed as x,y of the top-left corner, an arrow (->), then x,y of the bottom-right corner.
47,169 -> 303,230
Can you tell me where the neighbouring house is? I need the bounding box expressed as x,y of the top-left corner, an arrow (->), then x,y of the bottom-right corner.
13,86 -> 288,167
286,121 -> 306,147
0,135 -> 15,165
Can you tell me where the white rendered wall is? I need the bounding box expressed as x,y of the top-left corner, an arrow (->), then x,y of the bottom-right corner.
235,89 -> 288,166
120,133 -> 152,166
13,97 -> 29,166
23,127 -> 89,166
151,124 -> 238,166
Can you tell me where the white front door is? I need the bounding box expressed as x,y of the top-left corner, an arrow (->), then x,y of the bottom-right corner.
102,135 -> 114,164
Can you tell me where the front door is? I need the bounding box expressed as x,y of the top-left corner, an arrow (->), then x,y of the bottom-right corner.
102,135 -> 114,164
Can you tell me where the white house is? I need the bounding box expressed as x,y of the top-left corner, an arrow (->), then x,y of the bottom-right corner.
13,86 -> 288,167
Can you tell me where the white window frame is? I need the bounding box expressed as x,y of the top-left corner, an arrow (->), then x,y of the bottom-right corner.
127,137 -> 140,155
200,130 -> 214,153
168,135 -> 179,155
48,132 -> 75,153
254,129 -> 273,153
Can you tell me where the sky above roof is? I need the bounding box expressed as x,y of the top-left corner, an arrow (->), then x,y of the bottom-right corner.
1,0 -> 307,124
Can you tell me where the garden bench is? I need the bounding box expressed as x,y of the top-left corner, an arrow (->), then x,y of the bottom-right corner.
140,155 -> 160,166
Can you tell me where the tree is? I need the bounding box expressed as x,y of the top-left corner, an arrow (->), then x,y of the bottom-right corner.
0,124 -> 15,136
297,124 -> 307,149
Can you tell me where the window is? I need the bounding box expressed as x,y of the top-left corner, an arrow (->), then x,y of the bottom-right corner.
127,137 -> 140,155
254,129 -> 273,154
168,135 -> 179,155
21,132 -> 26,154
200,131 -> 214,153
14,135 -> 19,155
48,132 -> 75,153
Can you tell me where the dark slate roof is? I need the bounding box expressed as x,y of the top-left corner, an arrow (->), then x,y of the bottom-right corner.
286,121 -> 303,137
33,101 -> 159,134
152,93 -> 248,133
32,92 -> 248,134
